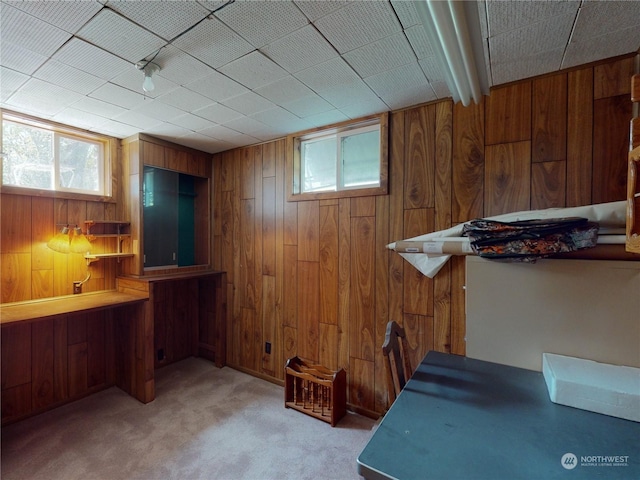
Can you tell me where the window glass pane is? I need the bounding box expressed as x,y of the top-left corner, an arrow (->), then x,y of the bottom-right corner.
59,136 -> 100,192
301,136 -> 337,192
2,120 -> 54,189
341,128 -> 380,188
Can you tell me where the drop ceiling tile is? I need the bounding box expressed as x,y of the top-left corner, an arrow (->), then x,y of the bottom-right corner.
5,91 -> 70,118
313,1 -> 402,54
261,25 -> 338,74
0,42 -> 48,75
343,32 -> 415,78
131,100 -> 186,122
34,60 -> 105,96
172,16 -> 254,69
249,106 -> 308,130
486,0 -> 579,37
51,38 -> 132,81
197,124 -> 259,145
302,109 -> 350,128
491,48 -> 565,85
214,0 -> 309,48
16,78 -> 84,103
52,107 -> 109,130
144,121 -> 192,140
380,84 -> 436,111
95,119 -> 139,138
430,81 -> 451,100
153,46 -> 213,86
218,51 -> 288,90
221,91 -> 275,116
112,110 -> 163,130
0,67 -> 29,102
168,113 -> 216,132
319,80 -> 380,110
418,56 -> 446,83
106,0 -> 210,41
89,82 -> 147,110
177,132 -> 231,154
184,70 -> 249,103
76,9 -> 166,63
71,97 -> 128,119
193,103 -> 243,124
254,76 -> 316,105
339,97 -> 388,120
280,94 -> 335,118
405,24 -> 436,60
570,0 -> 640,43
222,116 -> 270,137
293,0 -> 351,22
0,3 -> 72,56
295,57 -> 360,94
5,0 -> 102,34
563,26 -> 640,70
489,13 -> 574,63
390,0 -> 421,28
154,87 -> 214,112
364,63 -> 429,99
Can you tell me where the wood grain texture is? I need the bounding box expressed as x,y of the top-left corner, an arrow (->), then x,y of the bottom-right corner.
485,82 -> 532,145
484,141 -> 531,216
435,101 -> 453,231
531,161 -> 566,210
31,320 -> 54,409
594,56 -> 634,99
452,100 -> 484,222
319,204 -> 338,326
349,357 -> 374,412
532,75 -> 567,163
297,201 -> 319,262
350,216 -> 375,362
567,68 -> 594,207
388,112 -> 405,325
404,105 -> 435,209
283,244 -> 298,329
402,209 -> 433,316
592,95 -> 632,203
297,261 -> 319,362
262,176 -> 276,276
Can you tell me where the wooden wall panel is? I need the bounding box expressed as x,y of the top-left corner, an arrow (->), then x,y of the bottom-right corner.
31,321 -> 54,409
484,141 -> 531,216
452,100 -> 484,222
567,68 -> 594,207
297,261 -> 319,362
350,216 -> 375,362
592,95 -> 632,203
532,75 -> 567,163
532,161 -> 566,209
485,82 -> 532,145
402,208 -> 433,316
404,105 -> 435,209
319,205 -> 338,326
262,176 -> 276,276
388,111 -> 405,325
297,201 -> 319,262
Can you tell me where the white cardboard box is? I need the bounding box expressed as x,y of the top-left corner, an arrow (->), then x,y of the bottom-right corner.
542,353 -> 640,422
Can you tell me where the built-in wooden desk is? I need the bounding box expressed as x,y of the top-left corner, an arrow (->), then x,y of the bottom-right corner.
1,289 -> 151,425
1,290 -> 149,324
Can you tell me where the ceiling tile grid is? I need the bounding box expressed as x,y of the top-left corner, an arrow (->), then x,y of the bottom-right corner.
76,9 -> 166,64
214,0 -> 309,48
0,0 -> 638,153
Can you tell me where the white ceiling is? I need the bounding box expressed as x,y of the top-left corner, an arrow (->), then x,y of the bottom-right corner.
1,0 -> 638,154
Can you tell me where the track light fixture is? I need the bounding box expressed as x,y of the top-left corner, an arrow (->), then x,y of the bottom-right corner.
136,61 -> 160,93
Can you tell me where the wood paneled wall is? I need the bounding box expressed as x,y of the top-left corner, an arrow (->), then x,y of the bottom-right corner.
212,56 -> 635,416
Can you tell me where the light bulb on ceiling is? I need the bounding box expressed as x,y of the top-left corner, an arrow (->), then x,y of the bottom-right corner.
135,61 -> 160,94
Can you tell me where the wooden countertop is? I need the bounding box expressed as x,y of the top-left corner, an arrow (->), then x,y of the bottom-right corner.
118,270 -> 225,283
0,290 -> 149,325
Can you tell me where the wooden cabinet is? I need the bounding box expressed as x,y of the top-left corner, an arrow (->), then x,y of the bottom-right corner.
121,134 -> 212,276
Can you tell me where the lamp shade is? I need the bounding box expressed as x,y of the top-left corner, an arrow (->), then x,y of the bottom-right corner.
70,226 -> 92,254
47,226 -> 70,253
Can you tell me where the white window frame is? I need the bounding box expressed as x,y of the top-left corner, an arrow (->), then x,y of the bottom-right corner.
1,110 -> 112,199
287,113 -> 388,201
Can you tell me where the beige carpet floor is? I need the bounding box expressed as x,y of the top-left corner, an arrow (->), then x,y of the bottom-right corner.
1,357 -> 378,480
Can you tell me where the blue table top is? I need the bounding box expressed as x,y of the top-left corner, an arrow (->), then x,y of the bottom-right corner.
357,351 -> 640,480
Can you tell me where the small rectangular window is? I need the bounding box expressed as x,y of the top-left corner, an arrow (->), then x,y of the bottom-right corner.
288,113 -> 388,201
1,112 -> 109,198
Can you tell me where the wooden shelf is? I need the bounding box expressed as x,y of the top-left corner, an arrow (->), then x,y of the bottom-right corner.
84,220 -> 132,263
85,253 -> 134,261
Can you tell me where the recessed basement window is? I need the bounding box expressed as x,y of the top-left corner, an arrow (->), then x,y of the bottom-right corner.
1,111 -> 111,199
287,113 -> 388,201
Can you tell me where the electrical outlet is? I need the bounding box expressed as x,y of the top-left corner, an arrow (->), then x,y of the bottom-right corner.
265,342 -> 271,354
